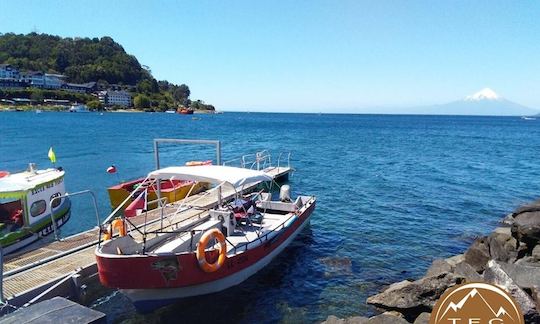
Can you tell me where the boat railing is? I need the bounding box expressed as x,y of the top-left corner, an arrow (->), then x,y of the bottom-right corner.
276,152 -> 291,172
241,150 -> 272,170
49,190 -> 100,241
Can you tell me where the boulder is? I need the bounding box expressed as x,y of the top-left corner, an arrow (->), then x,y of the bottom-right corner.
344,316 -> 369,324
502,213 -> 515,226
413,312 -> 430,324
533,244 -> 540,261
464,237 -> 490,271
444,254 -> 465,267
453,261 -> 483,282
511,211 -> 540,248
484,260 -> 540,323
497,262 -> 540,290
366,272 -> 463,319
365,313 -> 408,324
425,259 -> 453,277
488,230 -> 518,262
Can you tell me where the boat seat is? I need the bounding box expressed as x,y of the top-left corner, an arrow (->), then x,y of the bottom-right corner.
152,220 -> 221,255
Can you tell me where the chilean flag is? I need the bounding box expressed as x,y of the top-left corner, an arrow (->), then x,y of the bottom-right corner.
124,189 -> 147,218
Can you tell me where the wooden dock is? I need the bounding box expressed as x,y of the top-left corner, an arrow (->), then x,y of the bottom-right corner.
1,166 -> 291,311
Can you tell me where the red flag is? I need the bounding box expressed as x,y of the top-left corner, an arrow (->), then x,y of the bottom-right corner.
106,165 -> 117,174
124,189 -> 147,218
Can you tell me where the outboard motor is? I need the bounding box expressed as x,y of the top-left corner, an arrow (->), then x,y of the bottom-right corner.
279,185 -> 292,202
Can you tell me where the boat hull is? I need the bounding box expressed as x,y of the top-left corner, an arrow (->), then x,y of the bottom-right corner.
107,179 -> 208,211
96,199 -> 316,312
1,201 -> 71,255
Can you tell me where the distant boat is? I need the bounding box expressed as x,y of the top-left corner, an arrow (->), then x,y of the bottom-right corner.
192,117 -> 201,120
521,116 -> 536,120
165,110 -> 176,114
178,108 -> 194,115
69,104 -> 90,113
35,109 -> 42,114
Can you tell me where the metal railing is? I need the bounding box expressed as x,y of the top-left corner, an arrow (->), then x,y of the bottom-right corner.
50,190 -> 100,241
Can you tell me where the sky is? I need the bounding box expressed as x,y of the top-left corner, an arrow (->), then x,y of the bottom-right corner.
0,1 -> 539,113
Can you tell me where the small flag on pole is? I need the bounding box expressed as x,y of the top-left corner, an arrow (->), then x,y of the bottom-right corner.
106,165 -> 117,174
124,188 -> 148,218
48,147 -> 56,164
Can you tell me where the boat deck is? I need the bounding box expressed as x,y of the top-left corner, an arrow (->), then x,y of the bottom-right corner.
1,166 -> 291,305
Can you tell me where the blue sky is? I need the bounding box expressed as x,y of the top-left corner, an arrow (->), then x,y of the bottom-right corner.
0,1 -> 539,112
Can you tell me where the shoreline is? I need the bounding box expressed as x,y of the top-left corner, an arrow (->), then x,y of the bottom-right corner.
324,201 -> 540,324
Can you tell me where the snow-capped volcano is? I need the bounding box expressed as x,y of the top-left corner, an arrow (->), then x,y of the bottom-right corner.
464,88 -> 502,101
402,88 -> 537,116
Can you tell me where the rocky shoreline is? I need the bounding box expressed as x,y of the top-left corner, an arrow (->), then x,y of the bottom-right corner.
324,200 -> 540,324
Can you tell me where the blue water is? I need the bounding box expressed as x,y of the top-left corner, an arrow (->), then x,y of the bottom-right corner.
2,112 -> 540,323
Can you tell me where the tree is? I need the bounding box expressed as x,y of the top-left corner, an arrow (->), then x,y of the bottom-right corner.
30,90 -> 44,103
136,80 -> 153,94
87,100 -> 103,110
133,94 -> 150,109
173,84 -> 190,101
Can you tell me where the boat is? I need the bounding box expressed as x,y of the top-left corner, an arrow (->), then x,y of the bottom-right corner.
0,164 -> 71,254
107,177 -> 208,212
178,108 -> 194,115
95,165 -> 316,312
164,110 -> 176,114
35,109 -> 42,114
69,104 -> 90,113
521,116 -> 536,120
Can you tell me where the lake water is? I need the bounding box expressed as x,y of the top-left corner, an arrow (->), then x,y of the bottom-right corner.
2,112 -> 540,323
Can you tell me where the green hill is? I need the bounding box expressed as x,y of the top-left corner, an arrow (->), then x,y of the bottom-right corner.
0,33 -> 214,111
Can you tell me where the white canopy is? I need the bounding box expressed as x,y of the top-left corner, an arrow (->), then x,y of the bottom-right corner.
148,165 -> 272,188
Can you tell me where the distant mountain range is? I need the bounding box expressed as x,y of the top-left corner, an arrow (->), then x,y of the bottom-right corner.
406,88 -> 538,116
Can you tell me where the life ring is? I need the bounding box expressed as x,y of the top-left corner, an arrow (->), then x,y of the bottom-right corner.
0,171 -> 9,178
196,228 -> 227,273
103,219 -> 126,241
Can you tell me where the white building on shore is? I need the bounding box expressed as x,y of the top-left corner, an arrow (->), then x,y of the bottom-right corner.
0,64 -> 20,80
98,90 -> 131,107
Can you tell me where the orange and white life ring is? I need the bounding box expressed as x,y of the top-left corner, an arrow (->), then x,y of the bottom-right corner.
185,160 -> 212,166
196,228 -> 227,273
103,218 -> 127,241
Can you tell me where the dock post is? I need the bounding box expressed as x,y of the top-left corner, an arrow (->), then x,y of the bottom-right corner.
0,247 -> 4,303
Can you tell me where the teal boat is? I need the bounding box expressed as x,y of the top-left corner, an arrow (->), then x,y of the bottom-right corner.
0,164 -> 71,255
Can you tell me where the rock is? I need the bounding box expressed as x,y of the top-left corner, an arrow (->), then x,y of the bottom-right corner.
464,236 -> 490,271
533,245 -> 540,261
497,262 -> 540,290
454,261 -> 483,282
531,286 -> 540,310
511,211 -> 540,248
366,272 -> 463,319
488,230 -> 518,262
484,260 -> 540,323
413,312 -> 430,324
425,259 -> 452,277
502,213 -> 515,226
365,313 -> 408,324
344,316 -> 369,324
444,254 -> 465,267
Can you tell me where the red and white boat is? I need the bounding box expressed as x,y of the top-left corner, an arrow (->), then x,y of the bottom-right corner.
95,165 -> 316,312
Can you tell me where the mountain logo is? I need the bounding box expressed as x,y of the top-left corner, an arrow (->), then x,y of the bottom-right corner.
430,282 -> 524,324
